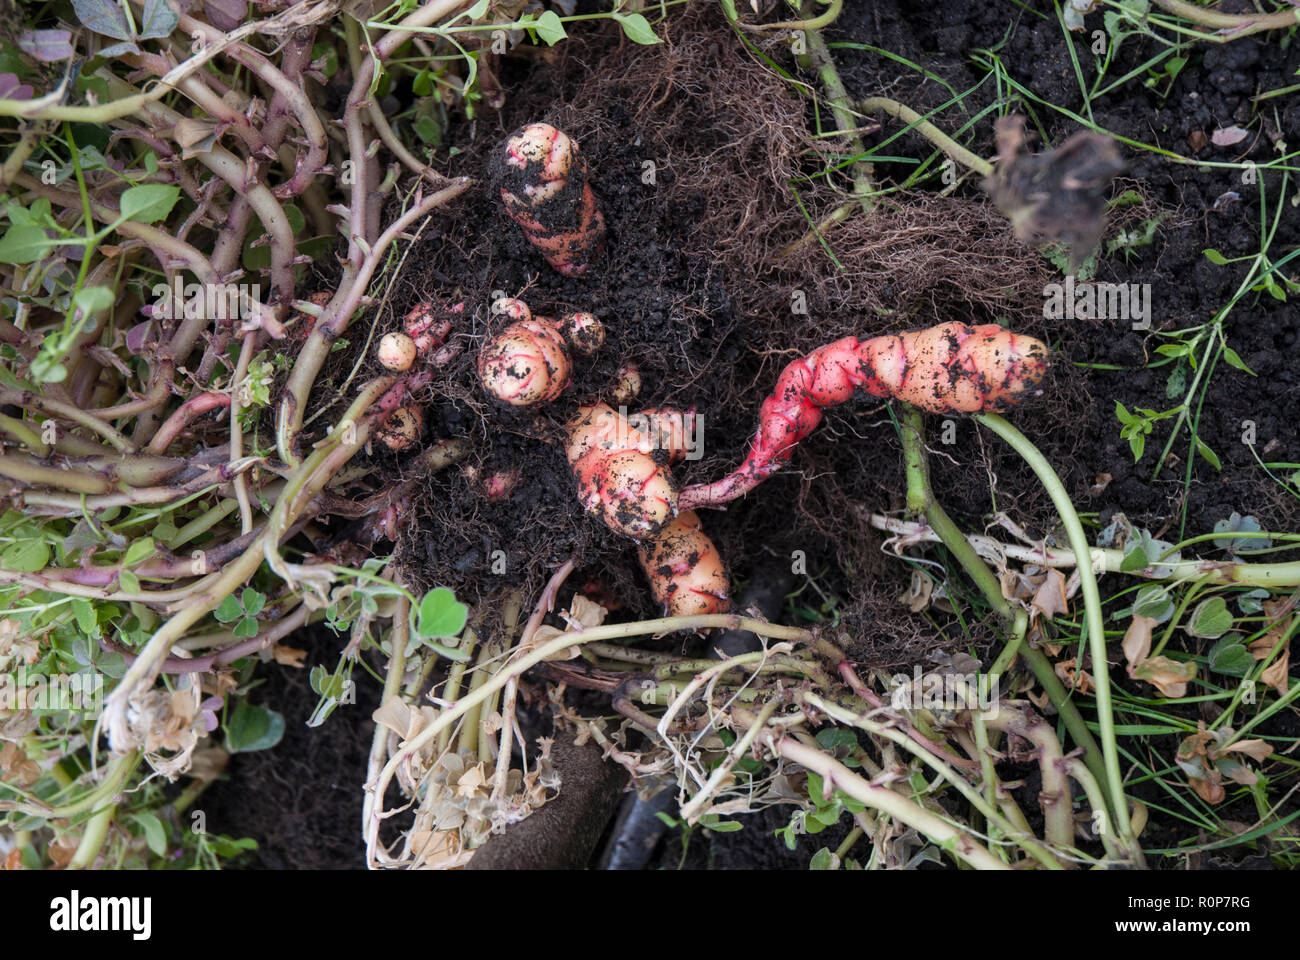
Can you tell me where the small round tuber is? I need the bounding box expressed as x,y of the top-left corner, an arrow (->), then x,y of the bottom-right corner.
376,405 -> 424,451
559,312 -> 605,356
478,318 -> 572,406
499,123 -> 606,277
403,300 -> 459,355
377,331 -> 418,371
637,511 -> 731,617
610,363 -> 642,405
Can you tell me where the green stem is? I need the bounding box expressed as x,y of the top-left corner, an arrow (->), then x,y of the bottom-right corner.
860,97 -> 993,176
977,412 -> 1141,864
800,2 -> 874,214
899,406 -> 1106,795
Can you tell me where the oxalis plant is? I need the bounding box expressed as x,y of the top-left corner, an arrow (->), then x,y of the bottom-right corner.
2,0 -> 1298,873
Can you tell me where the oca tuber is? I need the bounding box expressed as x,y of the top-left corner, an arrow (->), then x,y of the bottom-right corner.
477,298 -> 606,406
499,123 -> 606,277
565,403 -> 694,539
638,510 -> 731,617
376,405 -> 424,452
681,322 -> 1049,509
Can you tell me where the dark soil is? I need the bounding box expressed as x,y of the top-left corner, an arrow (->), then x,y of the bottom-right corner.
219,0 -> 1298,868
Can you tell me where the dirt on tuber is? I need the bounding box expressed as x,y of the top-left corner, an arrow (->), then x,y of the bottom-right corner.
565,402 -> 697,540
637,510 -> 731,618
497,123 -> 606,277
477,298 -> 606,406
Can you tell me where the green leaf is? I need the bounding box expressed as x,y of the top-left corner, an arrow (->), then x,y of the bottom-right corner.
1127,431 -> 1146,463
1207,638 -> 1252,677
616,13 -> 662,44
1187,597 -> 1233,639
122,537 -> 156,567
73,285 -> 115,318
814,728 -> 858,753
233,616 -> 259,638
1195,437 -> 1221,472
701,816 -> 743,833
1202,248 -> 1229,265
137,0 -> 179,39
134,811 -> 167,856
214,594 -> 244,623
415,586 -> 468,639
809,847 -> 835,870
466,0 -> 490,17
70,597 -> 96,632
119,184 -> 181,224
1237,589 -> 1270,615
117,569 -> 139,593
1120,542 -> 1148,573
1221,346 -> 1255,376
1,538 -> 50,572
1133,585 -> 1175,623
226,701 -> 285,752
533,10 -> 567,45
72,0 -> 135,40
1164,363 -> 1186,399
0,224 -> 54,264
240,587 -> 265,617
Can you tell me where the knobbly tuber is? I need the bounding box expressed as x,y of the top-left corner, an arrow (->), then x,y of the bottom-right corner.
565,403 -> 695,539
559,312 -> 605,356
403,299 -> 459,355
637,510 -> 731,617
681,322 -> 1049,509
478,317 -> 572,406
477,299 -> 606,406
498,123 -> 606,277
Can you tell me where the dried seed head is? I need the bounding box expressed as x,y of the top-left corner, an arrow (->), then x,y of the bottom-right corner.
377,331 -> 417,371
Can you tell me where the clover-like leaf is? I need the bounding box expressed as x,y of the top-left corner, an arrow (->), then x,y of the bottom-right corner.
416,586 -> 468,640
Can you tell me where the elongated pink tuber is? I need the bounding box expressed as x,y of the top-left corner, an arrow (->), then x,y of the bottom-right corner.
638,510 -> 731,617
565,403 -> 694,539
499,123 -> 606,277
681,322 -> 1049,509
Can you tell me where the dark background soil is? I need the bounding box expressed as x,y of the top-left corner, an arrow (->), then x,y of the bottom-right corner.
206,0 -> 1298,868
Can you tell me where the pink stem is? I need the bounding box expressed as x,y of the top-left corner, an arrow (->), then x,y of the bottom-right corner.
146,392 -> 232,456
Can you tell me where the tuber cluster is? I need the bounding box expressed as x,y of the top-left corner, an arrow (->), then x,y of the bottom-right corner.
681,322 -> 1049,510
477,298 -> 606,407
498,123 -> 606,277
